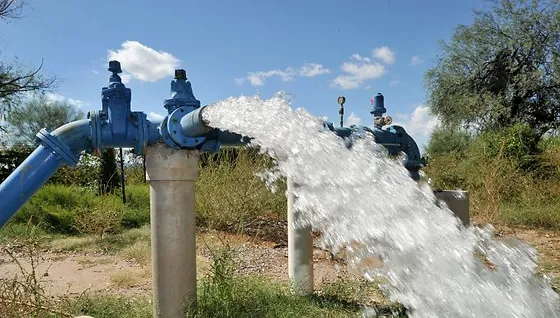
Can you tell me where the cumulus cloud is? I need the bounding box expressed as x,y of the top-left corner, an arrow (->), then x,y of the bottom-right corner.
147,112 -> 165,122
298,63 -> 330,77
107,41 -> 180,83
45,93 -> 88,108
372,46 -> 395,65
331,54 -> 386,89
346,112 -> 362,126
238,63 -> 330,87
411,56 -> 424,65
393,105 -> 440,148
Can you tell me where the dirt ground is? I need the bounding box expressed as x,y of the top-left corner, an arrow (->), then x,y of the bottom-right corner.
0,231 -> 361,298
0,226 -> 558,299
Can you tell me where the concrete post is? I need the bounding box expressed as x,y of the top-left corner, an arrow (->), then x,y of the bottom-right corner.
146,143 -> 198,318
287,176 -> 314,295
434,190 -> 470,226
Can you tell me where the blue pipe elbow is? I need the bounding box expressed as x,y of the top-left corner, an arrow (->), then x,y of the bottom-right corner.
322,120 -> 423,180
0,119 -> 92,227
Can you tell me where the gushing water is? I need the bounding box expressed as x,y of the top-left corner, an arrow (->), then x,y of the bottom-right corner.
202,94 -> 560,317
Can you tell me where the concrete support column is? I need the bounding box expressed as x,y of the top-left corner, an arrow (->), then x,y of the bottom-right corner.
287,176 -> 314,295
434,190 -> 470,226
146,144 -> 198,318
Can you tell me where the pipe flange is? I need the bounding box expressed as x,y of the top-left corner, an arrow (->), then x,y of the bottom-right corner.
134,112 -> 148,155
88,110 -> 103,155
159,116 -> 181,150
36,129 -> 79,166
167,106 -> 206,148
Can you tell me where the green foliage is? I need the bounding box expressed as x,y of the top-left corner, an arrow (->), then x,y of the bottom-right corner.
425,0 -> 560,137
196,148 -> 287,232
11,185 -> 150,235
49,153 -> 100,188
190,244 -> 358,318
425,126 -> 560,228
99,148 -> 120,195
4,95 -> 84,144
0,143 -> 33,182
426,125 -> 471,156
61,295 -> 152,318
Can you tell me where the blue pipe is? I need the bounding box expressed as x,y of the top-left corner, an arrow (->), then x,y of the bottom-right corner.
0,120 -> 92,227
0,61 -> 250,228
324,123 -> 423,180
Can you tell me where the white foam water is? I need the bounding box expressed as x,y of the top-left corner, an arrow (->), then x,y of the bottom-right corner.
202,94 -> 560,317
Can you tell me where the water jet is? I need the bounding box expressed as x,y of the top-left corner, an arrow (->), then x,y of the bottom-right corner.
0,60 -> 473,316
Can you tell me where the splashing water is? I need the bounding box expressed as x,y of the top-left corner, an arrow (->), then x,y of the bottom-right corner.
202,94 -> 560,317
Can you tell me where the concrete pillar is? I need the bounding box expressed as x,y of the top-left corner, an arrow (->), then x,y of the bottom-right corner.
146,144 -> 198,318
434,190 -> 470,226
287,176 -> 314,295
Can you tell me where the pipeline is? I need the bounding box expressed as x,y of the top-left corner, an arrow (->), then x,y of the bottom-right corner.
180,101 -> 423,180
0,61 -> 246,228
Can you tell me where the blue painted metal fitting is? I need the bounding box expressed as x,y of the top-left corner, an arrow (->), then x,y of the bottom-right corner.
36,129 -> 80,166
370,93 -> 386,117
323,93 -> 423,181
160,70 -> 207,149
88,61 -> 154,155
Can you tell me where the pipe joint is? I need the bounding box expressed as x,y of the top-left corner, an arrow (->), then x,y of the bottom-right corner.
161,106 -> 207,149
36,129 -> 80,166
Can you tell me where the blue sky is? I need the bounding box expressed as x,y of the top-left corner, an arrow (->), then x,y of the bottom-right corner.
0,0 -> 489,150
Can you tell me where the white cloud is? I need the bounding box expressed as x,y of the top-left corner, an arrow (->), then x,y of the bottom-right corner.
107,41 -> 180,82
346,112 -> 362,126
91,70 -> 99,74
120,73 -> 133,84
390,80 -> 400,86
330,54 -> 386,89
45,93 -> 88,108
298,63 -> 330,77
238,63 -> 330,87
320,116 -> 329,121
372,46 -> 395,65
411,56 -> 423,65
147,112 -> 165,122
392,105 -> 440,148
234,77 -> 245,85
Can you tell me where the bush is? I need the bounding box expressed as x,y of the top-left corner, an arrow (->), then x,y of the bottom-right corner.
11,185 -> 150,234
196,148 -> 286,232
424,125 -> 560,228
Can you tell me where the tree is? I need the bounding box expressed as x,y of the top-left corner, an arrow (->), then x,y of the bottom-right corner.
99,148 -> 120,195
425,0 -> 560,139
426,126 -> 472,156
4,95 -> 85,144
0,0 -> 57,130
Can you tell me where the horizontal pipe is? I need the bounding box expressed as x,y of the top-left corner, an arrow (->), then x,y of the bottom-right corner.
0,119 -> 92,228
180,106 -> 213,137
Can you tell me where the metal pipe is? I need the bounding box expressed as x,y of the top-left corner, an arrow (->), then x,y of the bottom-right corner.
287,176 -> 314,295
0,119 -> 92,227
179,106 -> 213,137
146,143 -> 198,317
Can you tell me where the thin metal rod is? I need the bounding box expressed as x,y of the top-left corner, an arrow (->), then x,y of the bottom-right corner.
119,148 -> 126,204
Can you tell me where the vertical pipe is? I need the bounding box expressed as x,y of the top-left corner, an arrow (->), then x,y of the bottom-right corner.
287,176 -> 314,295
146,144 -> 198,317
339,105 -> 344,127
119,148 -> 126,204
